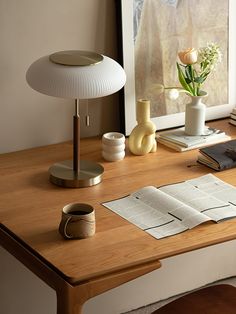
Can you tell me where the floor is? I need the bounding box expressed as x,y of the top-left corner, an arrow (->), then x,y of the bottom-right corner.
123,277 -> 236,314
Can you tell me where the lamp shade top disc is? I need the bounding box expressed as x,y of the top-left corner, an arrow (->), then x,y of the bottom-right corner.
49,50 -> 104,66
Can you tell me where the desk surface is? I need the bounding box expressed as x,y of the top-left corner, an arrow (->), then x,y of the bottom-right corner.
1,119 -> 236,285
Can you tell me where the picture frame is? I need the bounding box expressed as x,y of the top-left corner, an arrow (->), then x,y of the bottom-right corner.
117,0 -> 236,136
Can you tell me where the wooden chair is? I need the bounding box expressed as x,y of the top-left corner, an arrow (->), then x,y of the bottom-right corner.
152,284 -> 236,314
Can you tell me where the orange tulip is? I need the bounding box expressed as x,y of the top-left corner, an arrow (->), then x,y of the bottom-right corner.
178,48 -> 198,65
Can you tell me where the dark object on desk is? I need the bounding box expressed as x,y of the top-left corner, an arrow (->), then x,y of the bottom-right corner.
229,108 -> 236,126
197,140 -> 236,171
152,284 -> 236,314
225,148 -> 236,161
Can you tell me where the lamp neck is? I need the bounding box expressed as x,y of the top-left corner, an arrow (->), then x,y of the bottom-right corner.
73,99 -> 80,173
75,98 -> 79,116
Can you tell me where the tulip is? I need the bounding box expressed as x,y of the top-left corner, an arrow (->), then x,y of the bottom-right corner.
178,48 -> 198,65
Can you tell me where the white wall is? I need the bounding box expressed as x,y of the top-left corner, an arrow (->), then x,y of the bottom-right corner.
0,0 -> 120,154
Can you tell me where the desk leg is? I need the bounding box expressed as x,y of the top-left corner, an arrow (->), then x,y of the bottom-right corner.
56,260 -> 162,314
0,226 -> 161,314
56,285 -> 83,314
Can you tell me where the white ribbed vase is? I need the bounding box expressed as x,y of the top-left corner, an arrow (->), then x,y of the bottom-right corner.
185,91 -> 208,136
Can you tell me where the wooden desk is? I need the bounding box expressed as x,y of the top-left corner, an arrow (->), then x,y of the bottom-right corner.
1,119 -> 236,314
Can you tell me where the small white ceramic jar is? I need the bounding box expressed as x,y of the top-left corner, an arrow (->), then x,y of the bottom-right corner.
102,132 -> 125,161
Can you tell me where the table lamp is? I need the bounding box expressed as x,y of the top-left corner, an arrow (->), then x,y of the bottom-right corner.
26,50 -> 126,188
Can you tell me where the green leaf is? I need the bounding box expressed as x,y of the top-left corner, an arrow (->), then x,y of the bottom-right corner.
194,77 -> 205,84
176,63 -> 193,94
201,71 -> 210,79
193,69 -> 198,80
185,65 -> 193,81
185,78 -> 192,84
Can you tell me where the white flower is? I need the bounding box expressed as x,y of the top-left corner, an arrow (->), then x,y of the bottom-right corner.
198,43 -> 222,72
166,89 -> 180,100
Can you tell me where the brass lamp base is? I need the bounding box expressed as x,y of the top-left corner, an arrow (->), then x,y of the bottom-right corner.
49,160 -> 104,188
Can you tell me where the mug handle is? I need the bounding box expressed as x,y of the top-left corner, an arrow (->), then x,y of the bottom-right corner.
61,217 -> 73,239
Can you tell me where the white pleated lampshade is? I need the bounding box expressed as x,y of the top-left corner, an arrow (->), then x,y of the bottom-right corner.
26,51 -> 126,99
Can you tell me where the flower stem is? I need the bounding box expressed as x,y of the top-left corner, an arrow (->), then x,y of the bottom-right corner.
190,65 -> 197,95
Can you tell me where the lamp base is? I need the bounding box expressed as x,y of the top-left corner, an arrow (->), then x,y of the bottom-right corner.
49,160 -> 104,188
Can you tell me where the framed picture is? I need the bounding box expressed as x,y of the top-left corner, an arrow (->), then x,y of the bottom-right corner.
117,0 -> 236,136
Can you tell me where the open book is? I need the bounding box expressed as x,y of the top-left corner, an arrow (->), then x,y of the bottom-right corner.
103,174 -> 236,239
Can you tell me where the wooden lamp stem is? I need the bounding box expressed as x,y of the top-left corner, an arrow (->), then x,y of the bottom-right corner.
73,99 -> 80,173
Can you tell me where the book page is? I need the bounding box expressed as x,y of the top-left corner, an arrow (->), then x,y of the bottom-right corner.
103,186 -> 211,239
138,177 -> 236,223
187,174 -> 236,221
132,186 -> 211,228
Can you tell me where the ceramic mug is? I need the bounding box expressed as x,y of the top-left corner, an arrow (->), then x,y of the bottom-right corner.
59,203 -> 95,239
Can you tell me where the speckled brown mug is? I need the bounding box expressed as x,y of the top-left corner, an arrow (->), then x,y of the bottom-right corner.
59,203 -> 95,239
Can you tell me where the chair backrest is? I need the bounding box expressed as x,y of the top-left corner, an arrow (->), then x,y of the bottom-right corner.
152,284 -> 236,314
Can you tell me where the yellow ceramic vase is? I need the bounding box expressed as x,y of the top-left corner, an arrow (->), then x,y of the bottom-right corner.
128,99 -> 157,155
